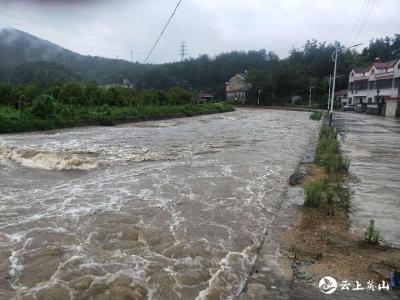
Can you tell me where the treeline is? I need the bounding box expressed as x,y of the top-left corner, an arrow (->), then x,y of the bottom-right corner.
0,82 -> 194,108
0,83 -> 232,133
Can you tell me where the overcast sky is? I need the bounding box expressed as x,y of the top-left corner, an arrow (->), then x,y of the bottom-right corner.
0,0 -> 399,63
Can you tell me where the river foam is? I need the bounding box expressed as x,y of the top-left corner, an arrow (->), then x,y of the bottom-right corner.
0,145 -> 100,171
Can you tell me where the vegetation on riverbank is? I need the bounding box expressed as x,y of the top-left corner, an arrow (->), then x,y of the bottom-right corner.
309,111 -> 322,121
0,83 -> 233,133
281,120 -> 400,288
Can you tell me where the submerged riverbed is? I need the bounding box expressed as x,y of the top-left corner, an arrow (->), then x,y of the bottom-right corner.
0,108 -> 319,299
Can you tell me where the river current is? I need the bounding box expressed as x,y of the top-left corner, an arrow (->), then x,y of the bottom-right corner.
0,108 -> 319,300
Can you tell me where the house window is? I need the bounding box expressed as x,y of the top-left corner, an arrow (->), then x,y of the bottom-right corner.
368,81 -> 374,90
354,80 -> 368,91
348,98 -> 352,104
368,97 -> 372,104
375,79 -> 393,89
395,78 -> 400,88
371,69 -> 374,75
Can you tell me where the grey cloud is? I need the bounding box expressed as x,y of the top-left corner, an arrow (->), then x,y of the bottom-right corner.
0,0 -> 399,63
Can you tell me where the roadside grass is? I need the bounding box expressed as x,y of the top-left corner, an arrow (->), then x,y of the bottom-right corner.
304,179 -> 328,208
304,124 -> 351,210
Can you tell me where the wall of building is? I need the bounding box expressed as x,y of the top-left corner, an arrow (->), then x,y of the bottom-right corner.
385,99 -> 398,118
226,75 -> 248,93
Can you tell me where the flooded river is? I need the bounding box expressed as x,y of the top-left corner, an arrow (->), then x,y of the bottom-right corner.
0,109 -> 318,300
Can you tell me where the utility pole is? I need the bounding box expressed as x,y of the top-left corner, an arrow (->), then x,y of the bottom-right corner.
329,50 -> 338,127
257,89 -> 262,105
327,74 -> 332,111
179,42 -> 187,61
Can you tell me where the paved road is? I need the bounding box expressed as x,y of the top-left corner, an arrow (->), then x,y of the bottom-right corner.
336,112 -> 400,248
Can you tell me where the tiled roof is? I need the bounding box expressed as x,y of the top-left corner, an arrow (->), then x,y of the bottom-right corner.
373,59 -> 398,69
353,66 -> 371,73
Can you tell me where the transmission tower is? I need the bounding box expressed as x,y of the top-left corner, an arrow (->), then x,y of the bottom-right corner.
179,42 -> 187,61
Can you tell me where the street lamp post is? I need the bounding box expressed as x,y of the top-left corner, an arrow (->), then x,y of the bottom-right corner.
329,43 -> 362,127
329,50 -> 339,127
327,74 -> 332,111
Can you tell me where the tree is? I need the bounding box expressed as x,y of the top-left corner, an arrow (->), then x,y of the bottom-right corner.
30,95 -> 58,118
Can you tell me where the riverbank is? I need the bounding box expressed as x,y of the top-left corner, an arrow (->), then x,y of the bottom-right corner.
240,117 -> 400,299
0,102 -> 234,133
234,104 -> 324,112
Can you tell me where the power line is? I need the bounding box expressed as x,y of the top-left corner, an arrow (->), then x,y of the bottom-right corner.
346,0 -> 370,45
144,0 -> 183,63
179,41 -> 187,61
353,0 -> 375,42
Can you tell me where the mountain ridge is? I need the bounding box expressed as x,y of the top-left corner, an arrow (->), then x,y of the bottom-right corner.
0,27 -> 140,84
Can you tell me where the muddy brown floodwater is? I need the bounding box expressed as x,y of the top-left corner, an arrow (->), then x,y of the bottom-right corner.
0,108 -> 319,300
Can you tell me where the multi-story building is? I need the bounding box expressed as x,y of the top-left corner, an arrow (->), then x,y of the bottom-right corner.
225,73 -> 252,103
348,58 -> 400,117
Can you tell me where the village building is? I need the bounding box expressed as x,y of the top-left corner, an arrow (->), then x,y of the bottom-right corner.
335,89 -> 348,108
198,91 -> 215,102
225,73 -> 252,103
348,58 -> 400,117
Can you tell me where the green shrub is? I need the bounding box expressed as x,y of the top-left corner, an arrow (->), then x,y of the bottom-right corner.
364,219 -> 380,244
315,125 -> 350,175
30,95 -> 58,118
310,111 -> 322,121
0,98 -> 233,133
335,184 -> 353,209
304,180 -> 327,208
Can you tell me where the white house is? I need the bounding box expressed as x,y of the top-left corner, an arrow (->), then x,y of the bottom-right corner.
225,73 -> 252,103
348,58 -> 400,117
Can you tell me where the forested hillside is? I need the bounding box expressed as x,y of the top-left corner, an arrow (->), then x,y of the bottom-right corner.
1,28 -> 399,105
